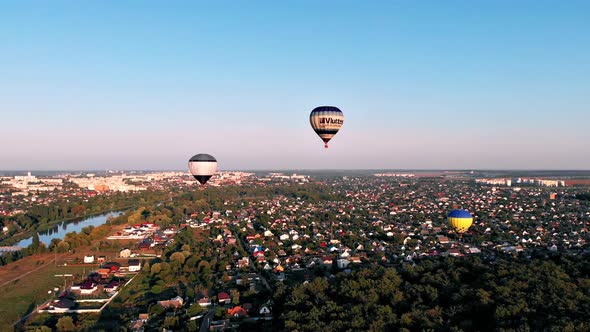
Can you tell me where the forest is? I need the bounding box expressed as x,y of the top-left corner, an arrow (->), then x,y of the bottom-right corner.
274,254 -> 590,332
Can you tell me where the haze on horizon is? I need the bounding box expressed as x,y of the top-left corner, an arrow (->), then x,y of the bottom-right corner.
1,1 -> 589,171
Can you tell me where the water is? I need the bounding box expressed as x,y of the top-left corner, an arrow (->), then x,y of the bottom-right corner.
16,211 -> 123,247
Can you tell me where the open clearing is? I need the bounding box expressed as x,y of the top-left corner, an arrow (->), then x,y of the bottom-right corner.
0,259 -> 88,329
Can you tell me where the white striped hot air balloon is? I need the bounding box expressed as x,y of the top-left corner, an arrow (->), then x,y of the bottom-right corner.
309,106 -> 344,148
188,154 -> 217,185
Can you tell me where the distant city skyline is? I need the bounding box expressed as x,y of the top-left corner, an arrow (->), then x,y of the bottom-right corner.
1,1 -> 589,170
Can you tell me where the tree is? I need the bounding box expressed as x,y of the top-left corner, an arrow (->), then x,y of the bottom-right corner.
231,289 -> 240,305
188,303 -> 205,316
56,316 -> 76,331
57,240 -> 70,253
151,263 -> 162,275
187,320 -> 198,332
151,285 -> 163,294
35,327 -> 52,332
31,232 -> 40,253
170,252 -> 186,266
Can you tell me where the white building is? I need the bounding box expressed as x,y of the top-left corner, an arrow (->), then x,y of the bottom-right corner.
83,255 -> 95,263
128,259 -> 142,272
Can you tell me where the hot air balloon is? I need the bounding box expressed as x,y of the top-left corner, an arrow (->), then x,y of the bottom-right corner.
309,106 -> 344,148
188,154 -> 217,185
447,209 -> 473,234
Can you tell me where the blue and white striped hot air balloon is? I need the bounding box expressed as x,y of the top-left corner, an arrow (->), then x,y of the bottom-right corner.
309,106 -> 344,148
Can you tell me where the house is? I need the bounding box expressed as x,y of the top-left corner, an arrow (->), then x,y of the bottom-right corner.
97,268 -> 111,279
448,249 -> 462,257
128,259 -> 142,272
350,256 -> 362,264
259,305 -> 271,316
218,292 -> 231,304
158,296 -> 184,309
52,298 -> 75,312
227,306 -> 248,318
468,247 -> 481,254
198,297 -> 212,307
237,257 -> 249,268
131,319 -> 144,332
437,236 -> 450,244
104,280 -> 120,292
102,262 -> 121,272
337,259 -> 350,269
83,255 -> 95,263
120,248 -> 132,258
79,280 -> 98,294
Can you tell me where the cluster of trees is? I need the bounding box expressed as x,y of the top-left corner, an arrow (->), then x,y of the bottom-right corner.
3,183 -> 322,268
1,190 -> 170,246
0,190 -> 173,267
274,255 -> 590,332
91,227 -> 244,330
26,313 -> 99,332
0,212 -> 128,267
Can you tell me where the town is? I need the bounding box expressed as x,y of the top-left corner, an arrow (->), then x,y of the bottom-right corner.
1,170 -> 589,330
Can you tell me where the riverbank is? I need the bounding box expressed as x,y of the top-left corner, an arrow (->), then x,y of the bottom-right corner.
0,220 -> 134,328
0,206 -> 133,247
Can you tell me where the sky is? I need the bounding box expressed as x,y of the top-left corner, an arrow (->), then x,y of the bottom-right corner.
1,1 -> 589,170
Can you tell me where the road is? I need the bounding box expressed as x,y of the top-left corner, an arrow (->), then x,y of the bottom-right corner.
199,309 -> 215,332
230,226 -> 273,293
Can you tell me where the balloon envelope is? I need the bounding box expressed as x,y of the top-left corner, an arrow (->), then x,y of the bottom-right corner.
447,209 -> 473,234
309,106 -> 344,148
188,154 -> 217,185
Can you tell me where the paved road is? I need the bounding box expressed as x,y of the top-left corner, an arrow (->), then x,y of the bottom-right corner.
200,309 -> 215,332
230,226 -> 272,292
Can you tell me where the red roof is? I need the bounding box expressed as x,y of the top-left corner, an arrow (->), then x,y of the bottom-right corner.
228,306 -> 247,317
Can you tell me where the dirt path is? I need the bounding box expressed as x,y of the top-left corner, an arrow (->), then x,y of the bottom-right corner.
0,255 -> 60,289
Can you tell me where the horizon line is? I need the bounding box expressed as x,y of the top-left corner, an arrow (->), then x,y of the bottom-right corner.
2,169 -> 590,172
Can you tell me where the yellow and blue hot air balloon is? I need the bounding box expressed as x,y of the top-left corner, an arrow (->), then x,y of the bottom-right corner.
447,209 -> 473,234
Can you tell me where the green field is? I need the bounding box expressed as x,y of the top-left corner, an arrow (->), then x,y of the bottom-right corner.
0,265 -> 88,330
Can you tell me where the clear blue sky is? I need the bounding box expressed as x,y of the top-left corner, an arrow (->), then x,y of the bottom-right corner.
1,1 -> 588,170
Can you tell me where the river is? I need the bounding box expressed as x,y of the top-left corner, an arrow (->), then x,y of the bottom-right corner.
16,211 -> 123,247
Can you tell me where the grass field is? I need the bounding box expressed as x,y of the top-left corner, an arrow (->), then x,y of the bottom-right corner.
0,250 -> 122,330
0,220 -> 145,330
0,261 -> 89,330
